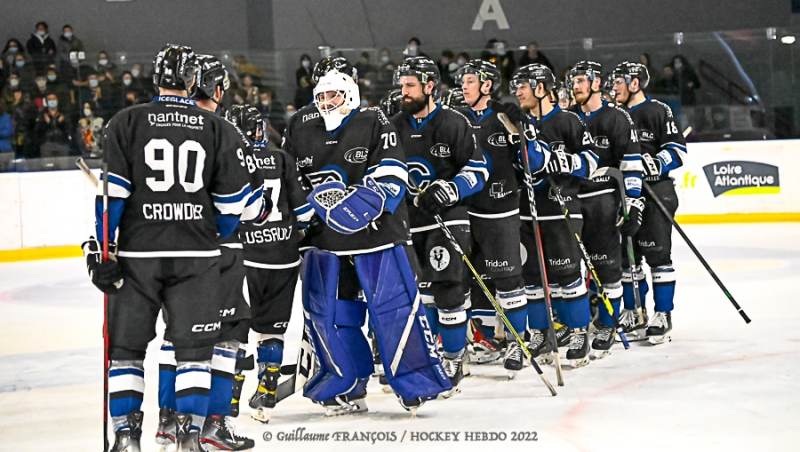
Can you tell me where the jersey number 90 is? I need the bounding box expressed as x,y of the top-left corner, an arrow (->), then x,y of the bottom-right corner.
144,139 -> 206,193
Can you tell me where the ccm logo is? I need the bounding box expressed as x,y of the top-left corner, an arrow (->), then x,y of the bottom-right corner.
273,322 -> 289,329
191,322 -> 221,333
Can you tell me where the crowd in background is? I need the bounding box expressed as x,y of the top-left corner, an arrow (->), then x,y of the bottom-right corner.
0,24 -> 702,159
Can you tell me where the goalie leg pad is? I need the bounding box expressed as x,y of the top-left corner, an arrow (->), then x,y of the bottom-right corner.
301,249 -> 373,403
354,245 -> 452,401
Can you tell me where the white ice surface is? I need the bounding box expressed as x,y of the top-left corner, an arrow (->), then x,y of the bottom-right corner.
1,223 -> 799,451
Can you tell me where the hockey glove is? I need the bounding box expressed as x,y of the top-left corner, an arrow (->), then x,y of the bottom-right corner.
489,100 -> 527,126
618,197 -> 645,237
546,150 -> 574,175
416,179 -> 459,216
308,176 -> 386,234
641,153 -> 662,177
82,237 -> 123,294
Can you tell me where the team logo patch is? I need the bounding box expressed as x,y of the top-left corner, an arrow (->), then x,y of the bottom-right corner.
302,112 -> 320,122
638,129 -> 655,141
594,136 -> 610,148
429,246 -> 451,271
487,132 -> 507,147
430,143 -> 451,158
297,157 -> 313,169
344,147 -> 369,164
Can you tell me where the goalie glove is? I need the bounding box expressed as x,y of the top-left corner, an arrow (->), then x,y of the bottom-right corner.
307,176 -> 386,235
546,150 -> 574,175
642,153 -> 662,177
618,197 -> 645,237
81,237 -> 123,294
415,179 -> 459,216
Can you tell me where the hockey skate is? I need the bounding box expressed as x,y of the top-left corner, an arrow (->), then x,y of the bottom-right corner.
503,341 -> 524,379
566,328 -> 590,368
321,384 -> 368,417
230,373 -> 245,417
111,410 -> 143,452
555,323 -> 571,348
591,326 -> 615,359
397,396 -> 425,418
469,320 -> 502,364
175,413 -> 205,452
155,407 -> 176,449
528,328 -> 557,365
249,365 -> 279,424
618,308 -> 649,340
200,415 -> 254,451
439,349 -> 466,398
646,311 -> 672,345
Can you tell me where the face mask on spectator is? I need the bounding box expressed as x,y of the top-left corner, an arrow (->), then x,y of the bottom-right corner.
131,68 -> 140,78
37,30 -> 46,37
89,79 -> 99,88
261,99 -> 270,106
47,99 -> 58,109
287,110 -> 296,118
9,79 -> 19,88
36,80 -> 47,89
123,78 -> 132,86
64,31 -> 73,40
674,61 -> 683,70
381,55 -> 389,63
48,74 -> 57,82
457,58 -> 466,66
99,59 -> 108,66
302,60 -> 310,69
16,60 -> 24,68
8,46 -> 18,53
360,99 -> 369,108
84,108 -> 92,117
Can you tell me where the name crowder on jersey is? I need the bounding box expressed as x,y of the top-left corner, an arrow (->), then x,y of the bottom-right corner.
148,111 -> 205,130
143,203 -> 204,221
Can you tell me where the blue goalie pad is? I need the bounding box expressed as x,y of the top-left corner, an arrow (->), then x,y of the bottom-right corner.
354,245 -> 452,401
301,249 -> 373,403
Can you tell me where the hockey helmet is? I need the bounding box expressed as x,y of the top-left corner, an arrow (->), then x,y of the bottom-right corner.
152,43 -> 198,92
612,62 -> 650,90
312,56 -> 358,84
313,70 -> 360,131
510,64 -> 557,96
192,54 -> 230,101
394,56 -> 440,90
454,59 -> 501,94
379,89 -> 403,116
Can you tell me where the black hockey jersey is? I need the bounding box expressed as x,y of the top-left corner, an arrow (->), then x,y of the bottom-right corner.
570,101 -> 643,198
628,96 -> 687,182
391,104 -> 489,230
457,107 -> 520,216
99,95 -> 251,257
283,106 -> 410,255
239,143 -> 312,268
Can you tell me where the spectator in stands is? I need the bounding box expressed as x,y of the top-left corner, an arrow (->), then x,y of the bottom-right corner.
671,55 -> 701,106
10,90 -> 37,155
256,89 -> 286,136
376,48 -> 397,92
128,63 -> 152,97
294,53 -> 314,107
456,52 -> 469,67
481,39 -> 515,92
11,54 -> 35,92
241,74 -> 260,105
120,71 -> 143,104
96,51 -> 118,85
0,102 -> 12,152
653,64 -> 678,95
0,56 -> 6,90
285,104 -> 297,118
2,75 -> 21,107
56,25 -> 83,76
404,37 -> 428,57
355,52 -> 375,80
26,22 -> 57,74
30,74 -> 51,111
46,66 -> 70,109
233,55 -> 263,86
35,93 -> 72,157
78,73 -> 112,120
76,101 -> 103,157
437,50 -> 456,88
3,39 -> 25,68
518,42 -> 553,71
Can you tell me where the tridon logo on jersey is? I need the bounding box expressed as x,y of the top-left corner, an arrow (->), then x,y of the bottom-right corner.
637,129 -> 655,142
429,143 -> 451,158
487,132 -> 507,147
344,147 -> 369,164
148,111 -> 205,130
703,161 -> 780,197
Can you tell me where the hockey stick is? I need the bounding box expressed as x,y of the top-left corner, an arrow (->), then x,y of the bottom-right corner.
544,176 -> 631,349
419,204 -> 557,396
276,323 -> 318,402
76,158 -> 99,188
101,152 -> 110,452
511,118 -> 564,385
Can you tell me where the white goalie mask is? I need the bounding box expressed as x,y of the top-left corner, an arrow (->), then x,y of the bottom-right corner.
313,71 -> 360,131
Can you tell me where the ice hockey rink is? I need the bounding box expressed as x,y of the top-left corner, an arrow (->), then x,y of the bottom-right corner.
1,222 -> 798,452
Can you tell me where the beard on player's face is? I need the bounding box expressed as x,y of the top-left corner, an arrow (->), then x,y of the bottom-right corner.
401,93 -> 428,114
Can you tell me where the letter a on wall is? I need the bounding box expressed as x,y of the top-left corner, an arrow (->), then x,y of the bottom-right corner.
472,0 -> 510,30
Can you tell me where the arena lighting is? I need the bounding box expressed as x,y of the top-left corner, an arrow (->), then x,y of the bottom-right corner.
781,35 -> 796,44
766,27 -> 777,40
674,32 -> 684,45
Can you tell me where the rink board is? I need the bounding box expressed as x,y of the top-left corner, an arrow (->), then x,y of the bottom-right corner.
0,139 -> 799,257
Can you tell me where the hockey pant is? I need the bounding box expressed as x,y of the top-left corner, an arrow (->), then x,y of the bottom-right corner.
302,246 -> 451,403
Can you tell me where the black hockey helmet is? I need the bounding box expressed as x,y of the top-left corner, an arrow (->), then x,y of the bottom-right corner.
569,61 -> 602,82
510,64 -> 557,96
225,104 -> 267,142
192,55 -> 230,101
612,61 -> 650,90
393,56 -> 440,89
312,56 -> 358,84
152,43 -> 198,92
438,87 -> 467,108
454,59 -> 501,94
379,89 -> 403,117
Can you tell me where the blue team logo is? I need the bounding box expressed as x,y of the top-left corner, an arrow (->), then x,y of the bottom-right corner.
408,157 -> 436,192
306,164 -> 348,188
344,147 -> 369,164
430,143 -> 451,158
594,135 -> 610,148
487,132 -> 507,147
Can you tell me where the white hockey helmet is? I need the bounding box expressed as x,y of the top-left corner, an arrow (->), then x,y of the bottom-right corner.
313,70 -> 360,131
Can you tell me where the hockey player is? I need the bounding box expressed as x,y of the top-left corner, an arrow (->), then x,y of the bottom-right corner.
81,44 -> 252,452
568,61 -> 644,361
283,62 -> 451,415
391,56 -> 490,391
234,107 -> 314,423
495,63 -> 599,366
454,59 -> 528,375
155,56 -> 260,452
438,87 -> 467,109
612,62 -> 686,344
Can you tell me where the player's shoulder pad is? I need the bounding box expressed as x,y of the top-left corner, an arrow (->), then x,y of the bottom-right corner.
608,103 -> 635,126
359,106 -> 391,126
107,102 -> 150,130
648,98 -> 675,119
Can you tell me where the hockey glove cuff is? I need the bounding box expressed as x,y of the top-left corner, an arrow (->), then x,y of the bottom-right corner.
416,180 -> 459,216
618,197 -> 645,237
82,237 -> 123,294
642,153 -> 663,177
546,150 -> 574,175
